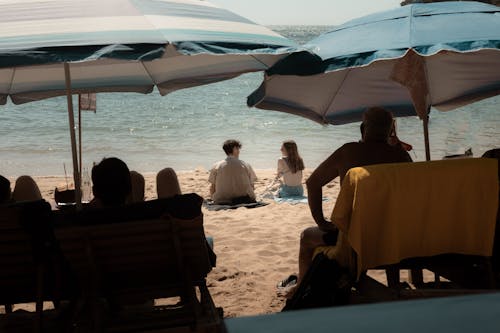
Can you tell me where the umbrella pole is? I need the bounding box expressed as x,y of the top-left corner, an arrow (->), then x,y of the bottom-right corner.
64,63 -> 82,209
408,109 -> 431,286
423,113 -> 431,161
78,98 -> 82,186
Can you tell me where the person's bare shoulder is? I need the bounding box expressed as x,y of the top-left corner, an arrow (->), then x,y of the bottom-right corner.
335,142 -> 362,157
315,142 -> 359,172
340,142 -> 360,149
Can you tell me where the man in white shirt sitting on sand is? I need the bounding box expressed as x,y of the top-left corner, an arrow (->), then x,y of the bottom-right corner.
209,139 -> 257,205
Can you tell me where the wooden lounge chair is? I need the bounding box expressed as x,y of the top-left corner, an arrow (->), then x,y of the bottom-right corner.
0,200 -> 68,333
315,158 -> 499,305
54,194 -> 222,332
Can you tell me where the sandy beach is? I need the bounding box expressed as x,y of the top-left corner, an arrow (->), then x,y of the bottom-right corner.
4,168 -> 414,317
6,169 -> 332,315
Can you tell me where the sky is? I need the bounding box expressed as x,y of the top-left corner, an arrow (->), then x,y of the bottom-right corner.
210,0 -> 403,26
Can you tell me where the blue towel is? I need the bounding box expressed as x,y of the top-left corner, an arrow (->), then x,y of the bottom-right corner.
278,185 -> 304,197
274,196 -> 308,204
274,196 -> 329,205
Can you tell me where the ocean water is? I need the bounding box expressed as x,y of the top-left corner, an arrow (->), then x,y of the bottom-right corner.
1,26 -> 499,177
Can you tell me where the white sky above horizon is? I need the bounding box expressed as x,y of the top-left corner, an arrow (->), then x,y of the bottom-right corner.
210,0 -> 403,25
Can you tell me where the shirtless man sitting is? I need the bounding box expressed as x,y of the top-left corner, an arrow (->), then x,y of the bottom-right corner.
289,107 -> 412,291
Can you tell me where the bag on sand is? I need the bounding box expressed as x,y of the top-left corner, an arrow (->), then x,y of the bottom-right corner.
282,253 -> 352,311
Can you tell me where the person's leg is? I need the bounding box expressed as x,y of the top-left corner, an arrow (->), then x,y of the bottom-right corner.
298,226 -> 327,284
12,175 -> 42,202
156,168 -> 181,199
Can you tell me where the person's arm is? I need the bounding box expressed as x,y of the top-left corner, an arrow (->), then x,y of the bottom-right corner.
276,159 -> 283,179
208,167 -> 217,198
306,149 -> 341,231
248,164 -> 257,189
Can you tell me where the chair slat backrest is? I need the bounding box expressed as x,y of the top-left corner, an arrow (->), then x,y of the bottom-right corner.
55,214 -> 211,303
0,206 -> 37,304
0,200 -> 54,305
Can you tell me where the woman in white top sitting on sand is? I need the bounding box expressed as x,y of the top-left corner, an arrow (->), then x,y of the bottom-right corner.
276,140 -> 305,197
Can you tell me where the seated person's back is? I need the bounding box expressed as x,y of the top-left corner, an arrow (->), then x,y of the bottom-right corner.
277,140 -> 305,197
332,141 -> 412,182
287,107 -> 413,293
209,139 -> 257,204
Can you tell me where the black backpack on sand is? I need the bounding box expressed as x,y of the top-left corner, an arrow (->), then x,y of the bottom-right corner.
282,253 -> 352,311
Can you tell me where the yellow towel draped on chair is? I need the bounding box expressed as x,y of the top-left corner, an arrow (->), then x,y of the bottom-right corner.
317,158 -> 498,278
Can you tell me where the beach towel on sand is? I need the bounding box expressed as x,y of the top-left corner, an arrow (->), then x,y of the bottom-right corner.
272,195 -> 329,205
261,181 -> 328,205
203,200 -> 268,211
273,196 -> 309,204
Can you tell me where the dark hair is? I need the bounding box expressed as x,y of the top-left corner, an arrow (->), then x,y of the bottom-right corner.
223,139 -> 242,155
482,148 -> 500,181
362,107 -> 394,142
482,148 -> 500,159
282,140 -> 305,173
0,175 -> 11,204
91,157 -> 131,206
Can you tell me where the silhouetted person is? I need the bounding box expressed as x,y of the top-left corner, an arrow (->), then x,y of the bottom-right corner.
156,168 -> 182,199
90,157 -> 131,208
12,175 -> 42,202
0,175 -> 11,204
288,107 -> 412,295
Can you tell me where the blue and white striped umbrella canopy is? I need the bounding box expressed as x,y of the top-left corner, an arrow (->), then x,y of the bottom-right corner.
248,1 -> 500,125
0,0 -> 299,104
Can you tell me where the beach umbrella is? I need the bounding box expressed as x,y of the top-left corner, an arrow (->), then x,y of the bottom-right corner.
0,0 -> 299,206
248,1 -> 500,161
